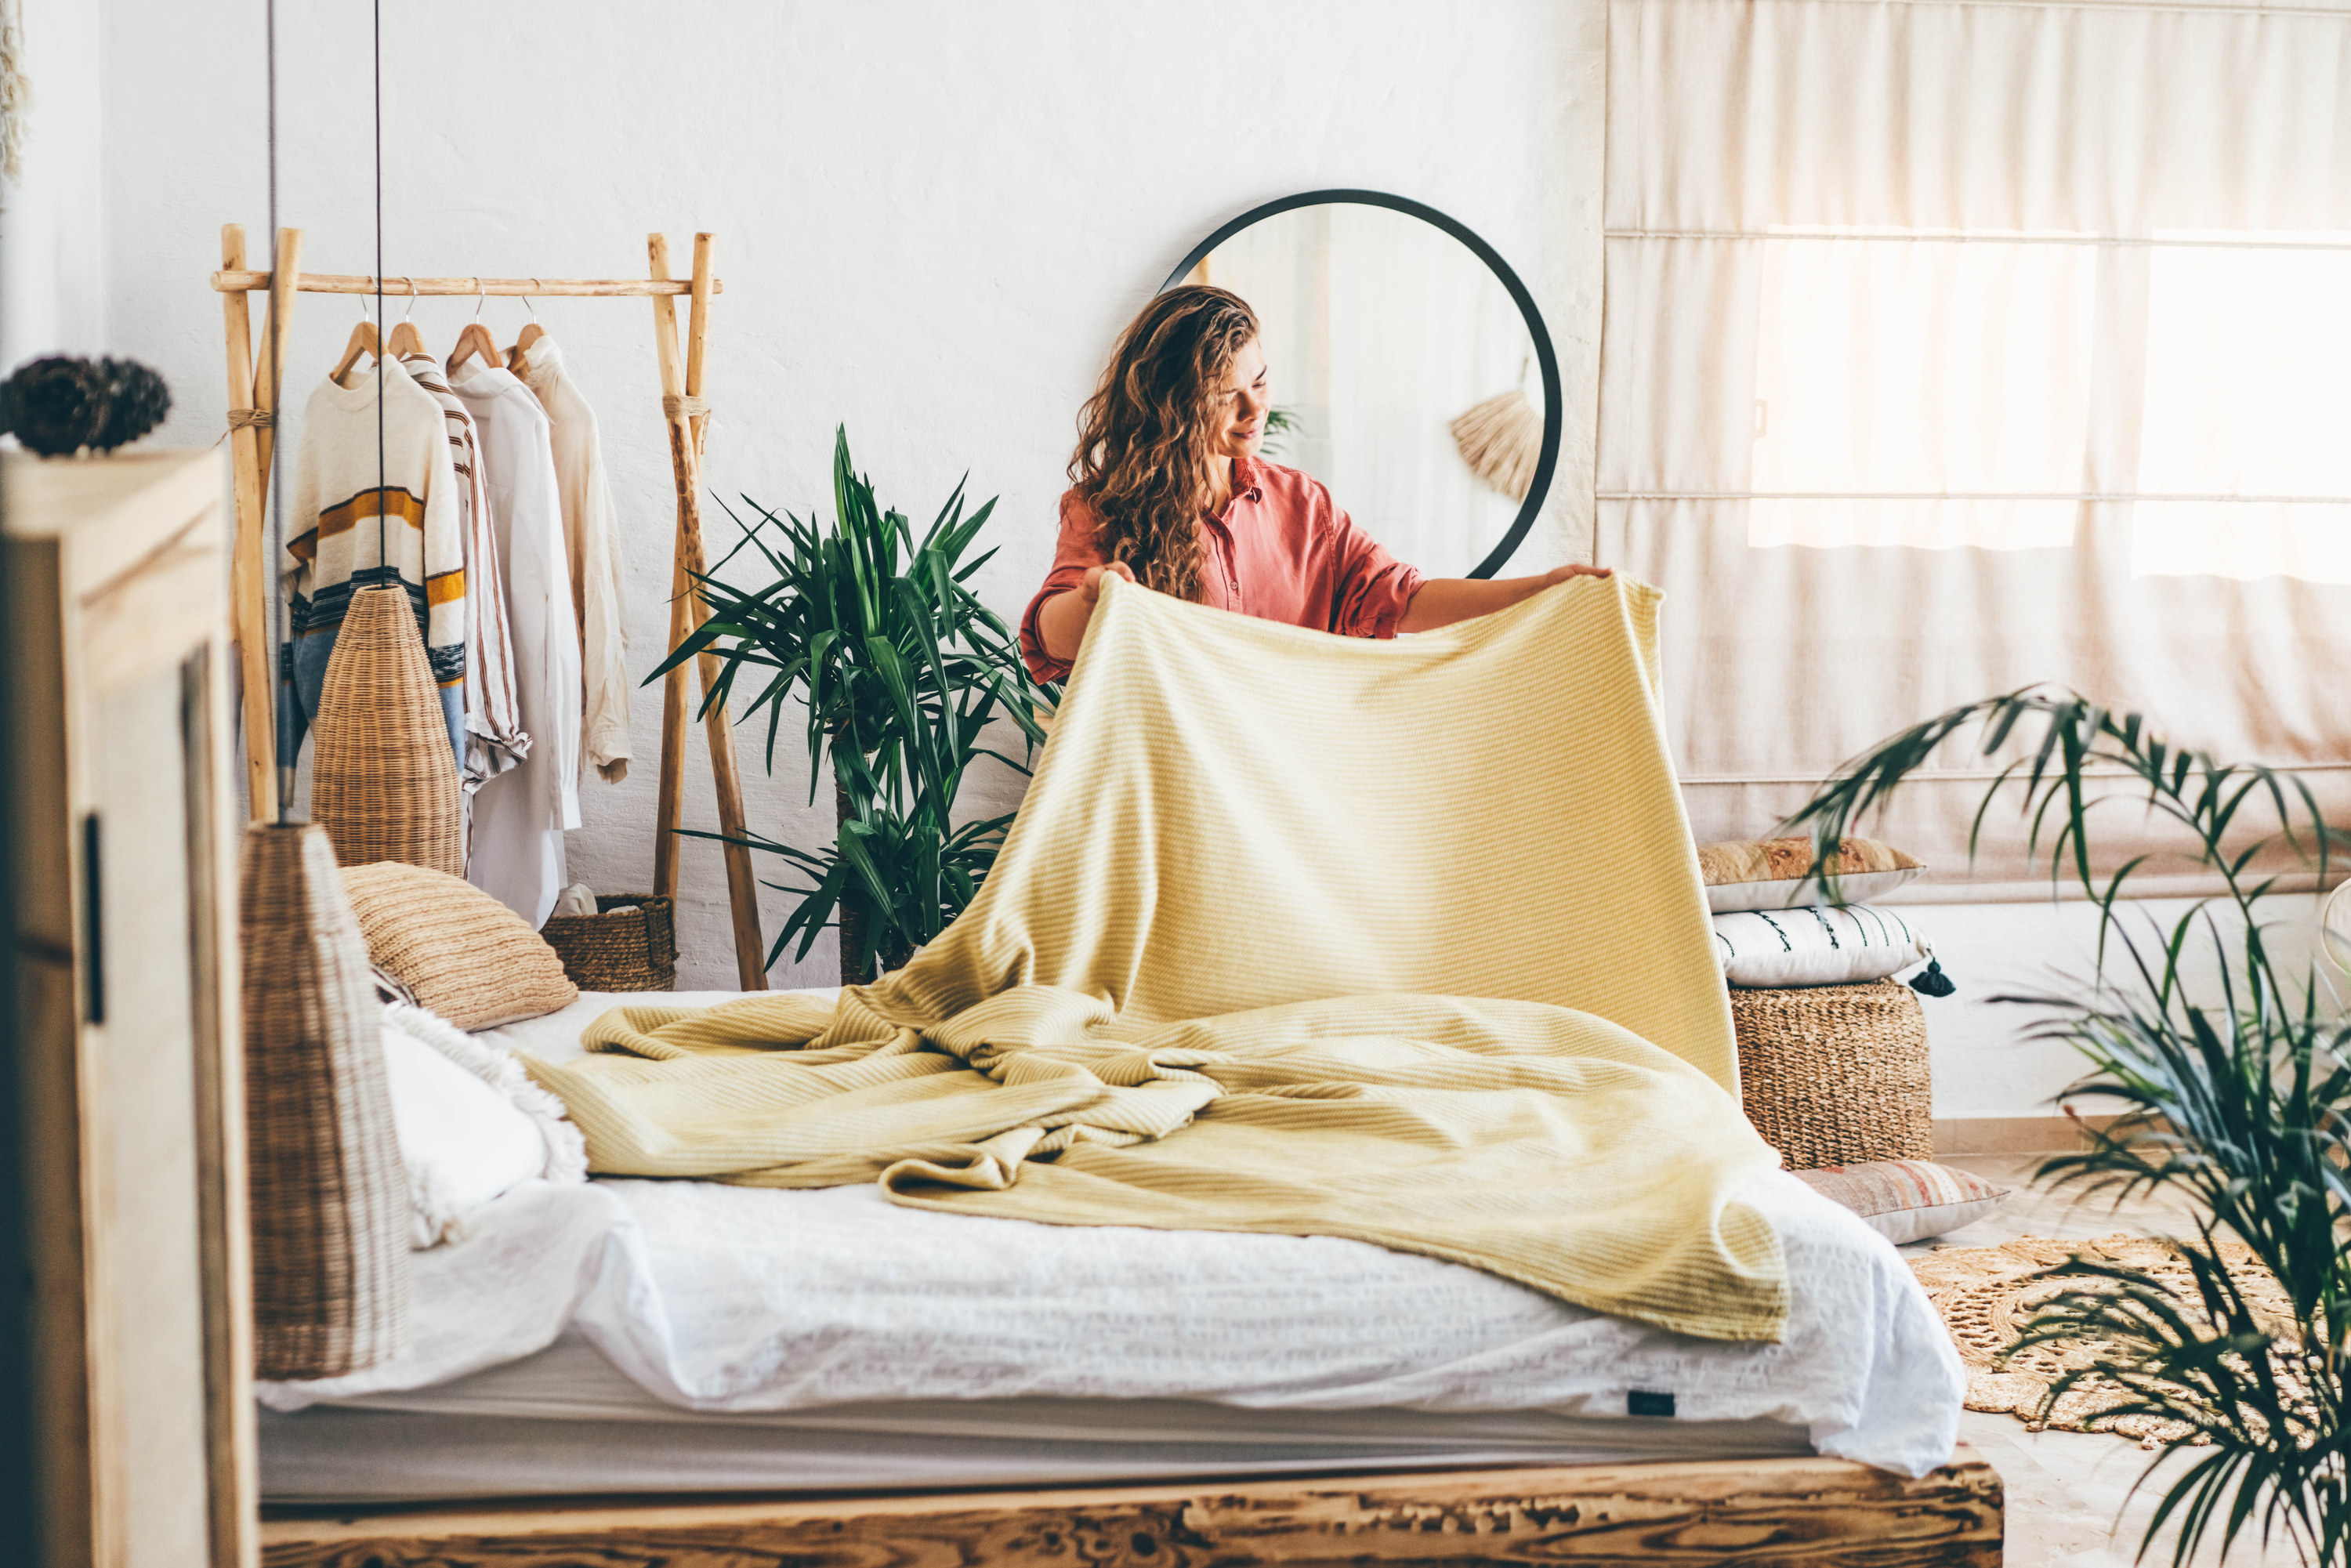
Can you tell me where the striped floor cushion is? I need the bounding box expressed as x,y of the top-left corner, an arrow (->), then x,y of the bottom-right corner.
1794,1159 -> 2010,1244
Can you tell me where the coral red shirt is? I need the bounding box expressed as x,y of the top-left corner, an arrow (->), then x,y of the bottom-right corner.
1018,458 -> 1425,683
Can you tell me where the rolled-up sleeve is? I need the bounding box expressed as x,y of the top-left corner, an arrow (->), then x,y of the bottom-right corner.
1018,492 -> 1111,684
1328,509 -> 1425,639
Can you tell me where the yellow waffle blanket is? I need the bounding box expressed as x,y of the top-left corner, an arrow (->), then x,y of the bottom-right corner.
529,574 -> 1788,1342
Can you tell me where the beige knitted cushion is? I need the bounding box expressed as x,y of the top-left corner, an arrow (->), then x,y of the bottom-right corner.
1696,835 -> 1925,912
339,863 -> 578,1029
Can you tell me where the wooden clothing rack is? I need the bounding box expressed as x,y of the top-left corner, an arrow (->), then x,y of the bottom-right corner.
211,225 -> 768,990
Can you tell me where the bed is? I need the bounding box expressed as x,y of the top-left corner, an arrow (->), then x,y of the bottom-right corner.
255,990 -> 2001,1566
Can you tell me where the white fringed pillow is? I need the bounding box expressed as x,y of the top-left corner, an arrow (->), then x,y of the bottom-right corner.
378,1001 -> 588,1248
1712,904 -> 1933,988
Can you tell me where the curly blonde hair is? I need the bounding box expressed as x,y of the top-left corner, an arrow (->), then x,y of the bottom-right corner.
1068,285 -> 1259,603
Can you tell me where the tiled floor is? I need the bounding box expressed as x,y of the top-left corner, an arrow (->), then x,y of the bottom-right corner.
1911,1156 -> 2284,1567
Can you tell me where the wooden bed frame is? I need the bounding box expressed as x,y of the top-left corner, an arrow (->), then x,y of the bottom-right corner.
259,1447 -> 2001,1566
6,477 -> 2009,1568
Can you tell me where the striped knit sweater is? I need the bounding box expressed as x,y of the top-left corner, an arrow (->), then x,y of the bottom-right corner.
400,353 -> 529,790
282,360 -> 467,758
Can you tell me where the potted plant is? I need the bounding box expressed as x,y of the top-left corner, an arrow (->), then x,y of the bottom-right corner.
661,428 -> 1052,984
1788,690 -> 2349,1567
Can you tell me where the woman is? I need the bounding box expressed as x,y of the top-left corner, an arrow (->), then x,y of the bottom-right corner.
1020,284 -> 1608,683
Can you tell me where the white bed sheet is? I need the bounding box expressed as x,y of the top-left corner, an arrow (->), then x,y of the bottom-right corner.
257,990 -> 1964,1487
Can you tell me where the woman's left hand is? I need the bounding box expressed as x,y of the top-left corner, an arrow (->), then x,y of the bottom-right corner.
1400,562 -> 1613,633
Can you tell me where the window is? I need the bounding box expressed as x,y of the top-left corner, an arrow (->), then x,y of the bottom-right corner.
2133,234 -> 2351,583
1748,229 -> 2098,552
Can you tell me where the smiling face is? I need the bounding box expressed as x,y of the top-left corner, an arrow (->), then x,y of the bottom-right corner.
1210,337 -> 1271,460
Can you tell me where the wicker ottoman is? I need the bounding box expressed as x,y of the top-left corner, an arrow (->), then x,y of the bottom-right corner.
1732,979 -> 1933,1170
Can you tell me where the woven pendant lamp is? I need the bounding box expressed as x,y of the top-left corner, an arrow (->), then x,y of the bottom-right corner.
310,581 -> 462,875
240,821 -> 409,1379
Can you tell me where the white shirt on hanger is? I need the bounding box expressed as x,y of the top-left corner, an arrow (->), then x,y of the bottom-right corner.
400,353 -> 530,791
451,361 -> 581,929
516,333 -> 632,784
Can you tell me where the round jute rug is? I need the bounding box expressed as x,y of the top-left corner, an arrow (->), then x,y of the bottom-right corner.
1907,1233 -> 2296,1447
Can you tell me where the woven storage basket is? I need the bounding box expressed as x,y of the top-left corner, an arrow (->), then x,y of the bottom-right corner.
310,583 -> 462,876
1733,978 -> 1933,1171
538,894 -> 678,991
239,821 -> 410,1379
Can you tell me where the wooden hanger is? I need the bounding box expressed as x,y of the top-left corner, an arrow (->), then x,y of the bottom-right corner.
446,279 -> 504,378
330,316 -> 381,382
506,324 -> 545,370
386,279 -> 426,357
506,280 -> 547,370
447,320 -> 504,378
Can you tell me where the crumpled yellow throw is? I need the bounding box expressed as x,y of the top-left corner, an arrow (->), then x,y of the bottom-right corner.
529,574 -> 1786,1342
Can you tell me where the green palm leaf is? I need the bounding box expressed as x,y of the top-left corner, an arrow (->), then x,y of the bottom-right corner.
1788,689 -> 2351,1566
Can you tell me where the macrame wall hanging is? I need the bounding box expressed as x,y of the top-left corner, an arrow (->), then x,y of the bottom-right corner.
0,0 -> 29,186
1450,360 -> 1544,504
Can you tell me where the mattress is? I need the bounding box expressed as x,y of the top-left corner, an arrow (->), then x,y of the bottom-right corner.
256,990 -> 1965,1500
261,1327 -> 1818,1501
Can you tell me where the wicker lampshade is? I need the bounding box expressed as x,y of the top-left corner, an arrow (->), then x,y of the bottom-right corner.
310,582 -> 462,875
240,821 -> 410,1379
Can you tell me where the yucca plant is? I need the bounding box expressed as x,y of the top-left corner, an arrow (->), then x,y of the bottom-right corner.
657,428 -> 1050,984
1787,689 -> 2351,1566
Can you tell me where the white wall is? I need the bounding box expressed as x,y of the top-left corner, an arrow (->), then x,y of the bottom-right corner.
1,0 -> 107,367
1918,894 -> 2336,1120
94,0 -> 1607,990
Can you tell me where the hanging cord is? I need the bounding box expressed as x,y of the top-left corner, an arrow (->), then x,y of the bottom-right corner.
265,0 -> 290,821
373,0 -> 386,582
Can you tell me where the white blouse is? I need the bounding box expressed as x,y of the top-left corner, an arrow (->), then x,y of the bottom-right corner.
516,333 -> 632,784
451,362 -> 581,927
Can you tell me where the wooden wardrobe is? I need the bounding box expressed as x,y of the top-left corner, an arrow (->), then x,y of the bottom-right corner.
0,447 -> 252,1568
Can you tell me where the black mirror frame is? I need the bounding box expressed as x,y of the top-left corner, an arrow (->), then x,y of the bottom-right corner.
1162,190 -> 1562,581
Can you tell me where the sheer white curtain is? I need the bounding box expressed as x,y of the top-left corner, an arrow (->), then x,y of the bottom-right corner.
1598,0 -> 2351,896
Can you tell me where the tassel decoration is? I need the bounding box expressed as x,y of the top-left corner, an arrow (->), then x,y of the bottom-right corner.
1909,958 -> 1956,998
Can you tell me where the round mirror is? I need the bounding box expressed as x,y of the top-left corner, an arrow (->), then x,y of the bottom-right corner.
1164,190 -> 1560,580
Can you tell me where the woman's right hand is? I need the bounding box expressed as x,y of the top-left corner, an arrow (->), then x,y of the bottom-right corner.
1038,560 -> 1138,662
1081,560 -> 1137,601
